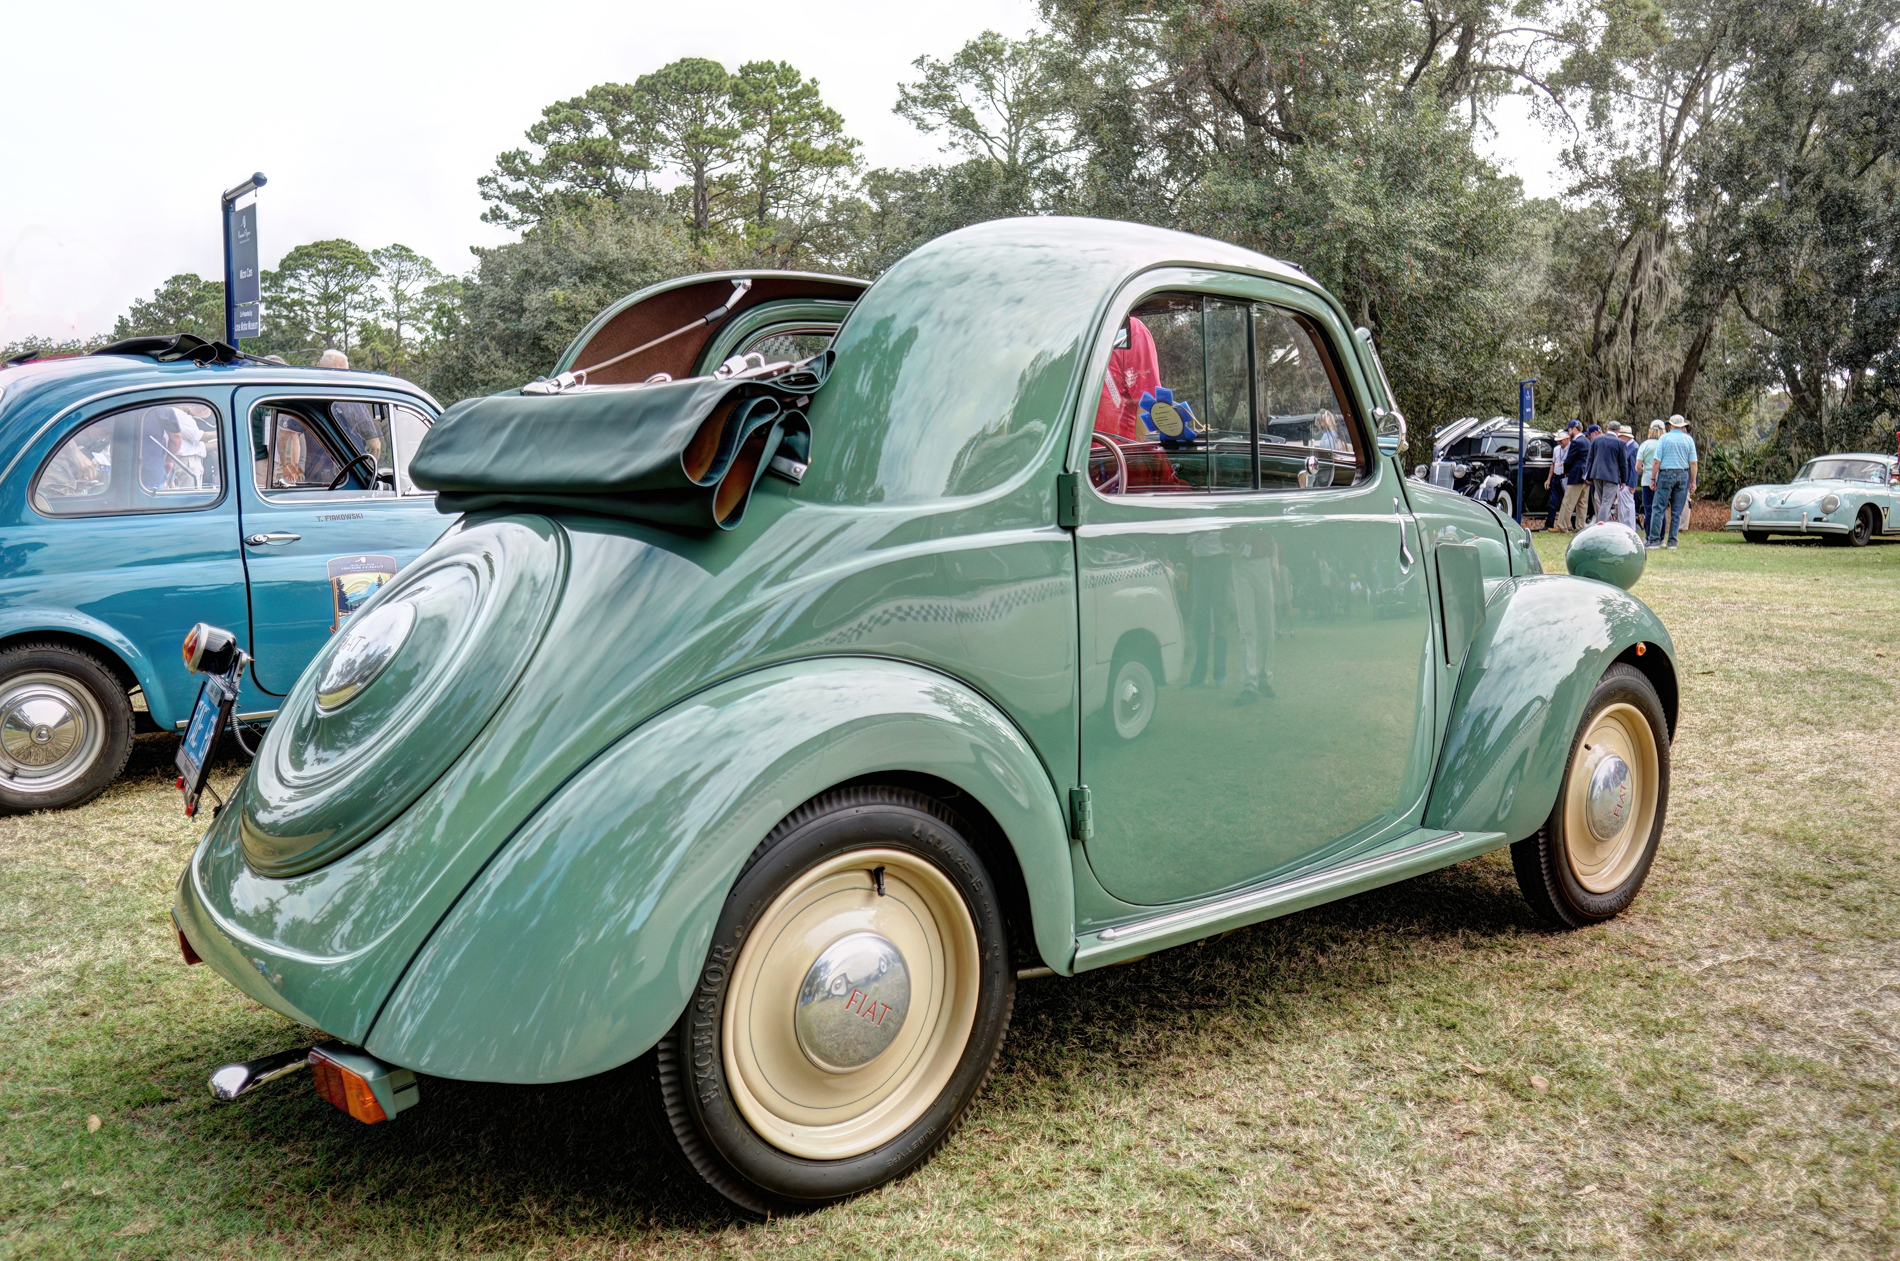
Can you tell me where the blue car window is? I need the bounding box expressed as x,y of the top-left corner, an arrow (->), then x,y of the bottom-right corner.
136,403 -> 222,507
256,407 -> 343,491
33,400 -> 222,517
32,414 -> 116,514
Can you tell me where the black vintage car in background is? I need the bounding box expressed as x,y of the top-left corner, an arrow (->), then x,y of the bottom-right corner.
1417,415 -> 1557,522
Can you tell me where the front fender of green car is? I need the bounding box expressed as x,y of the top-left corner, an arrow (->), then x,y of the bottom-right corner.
362,657 -> 1074,1082
1424,575 -> 1677,841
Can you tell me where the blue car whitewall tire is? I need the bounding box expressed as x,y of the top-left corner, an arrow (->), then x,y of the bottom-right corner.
647,785 -> 1014,1216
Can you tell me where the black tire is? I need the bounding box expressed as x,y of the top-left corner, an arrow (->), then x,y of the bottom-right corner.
1512,663 -> 1670,929
1493,489 -> 1514,523
647,785 -> 1014,1217
1742,531 -> 1769,544
1846,509 -> 1873,548
0,643 -> 134,812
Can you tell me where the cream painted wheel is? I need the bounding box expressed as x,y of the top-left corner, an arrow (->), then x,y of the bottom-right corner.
1559,702 -> 1659,893
649,786 -> 1014,1216
722,848 -> 980,1159
1512,663 -> 1671,929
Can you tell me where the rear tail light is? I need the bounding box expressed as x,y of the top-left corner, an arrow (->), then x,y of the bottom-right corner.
309,1047 -> 388,1123
305,1043 -> 420,1124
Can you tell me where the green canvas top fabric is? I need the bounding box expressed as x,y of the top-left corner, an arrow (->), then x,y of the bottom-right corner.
410,357 -> 827,531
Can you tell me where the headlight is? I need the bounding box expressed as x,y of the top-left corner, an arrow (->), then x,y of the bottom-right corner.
1732,492 -> 1751,513
1820,493 -> 1841,514
1453,463 -> 1470,478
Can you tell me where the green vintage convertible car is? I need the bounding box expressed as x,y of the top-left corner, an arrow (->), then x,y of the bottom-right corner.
1725,452 -> 1899,545
173,218 -> 1678,1215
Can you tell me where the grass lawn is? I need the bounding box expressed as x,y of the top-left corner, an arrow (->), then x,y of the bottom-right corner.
3,529 -> 1896,1259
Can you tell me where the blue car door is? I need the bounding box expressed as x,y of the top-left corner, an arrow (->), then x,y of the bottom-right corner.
10,388 -> 253,729
232,387 -> 447,697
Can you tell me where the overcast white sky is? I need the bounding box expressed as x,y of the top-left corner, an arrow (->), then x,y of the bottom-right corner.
2,0 -> 1562,344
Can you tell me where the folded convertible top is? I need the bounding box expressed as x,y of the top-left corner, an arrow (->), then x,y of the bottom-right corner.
410,354 -> 829,531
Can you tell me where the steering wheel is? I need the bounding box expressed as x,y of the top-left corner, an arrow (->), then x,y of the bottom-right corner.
327,451 -> 377,492
1090,432 -> 1128,495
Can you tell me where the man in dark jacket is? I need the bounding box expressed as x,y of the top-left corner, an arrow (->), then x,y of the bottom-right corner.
1554,422 -> 1591,530
1589,423 -> 1632,524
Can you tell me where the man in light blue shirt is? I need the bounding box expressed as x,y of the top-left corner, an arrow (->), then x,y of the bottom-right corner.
1636,420 -> 1663,525
1646,415 -> 1698,548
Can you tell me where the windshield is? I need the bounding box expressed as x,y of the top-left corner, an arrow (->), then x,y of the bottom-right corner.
1796,458 -> 1886,483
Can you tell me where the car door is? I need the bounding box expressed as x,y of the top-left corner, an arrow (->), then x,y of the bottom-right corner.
1075,278 -> 1436,906
233,387 -> 445,696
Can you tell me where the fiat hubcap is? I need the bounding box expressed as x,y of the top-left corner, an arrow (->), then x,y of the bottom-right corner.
723,848 -> 979,1160
1562,702 -> 1659,894
315,600 -> 416,714
794,932 -> 912,1073
1584,754 -> 1632,841
0,673 -> 105,794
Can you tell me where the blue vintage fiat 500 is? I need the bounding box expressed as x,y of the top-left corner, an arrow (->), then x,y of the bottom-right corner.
0,338 -> 449,809
2,280 -> 862,813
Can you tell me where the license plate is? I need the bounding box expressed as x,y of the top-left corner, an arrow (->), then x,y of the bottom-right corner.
175,676 -> 233,813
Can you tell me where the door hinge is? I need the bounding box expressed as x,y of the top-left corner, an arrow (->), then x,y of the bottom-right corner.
1057,472 -> 1082,529
1069,784 -> 1094,841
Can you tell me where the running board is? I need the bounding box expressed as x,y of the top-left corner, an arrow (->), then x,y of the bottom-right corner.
1072,828 -> 1509,970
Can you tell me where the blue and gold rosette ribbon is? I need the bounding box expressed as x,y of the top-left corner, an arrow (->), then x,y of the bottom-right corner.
1140,387 -> 1203,443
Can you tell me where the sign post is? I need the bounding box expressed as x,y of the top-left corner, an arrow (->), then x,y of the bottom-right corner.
221,172 -> 267,346
1517,379 -> 1536,525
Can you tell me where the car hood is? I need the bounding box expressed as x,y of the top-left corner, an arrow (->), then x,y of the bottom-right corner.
1744,482 -> 1843,508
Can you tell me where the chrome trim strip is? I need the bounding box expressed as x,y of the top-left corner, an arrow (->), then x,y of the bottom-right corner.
1095,831 -> 1466,942
174,708 -> 277,731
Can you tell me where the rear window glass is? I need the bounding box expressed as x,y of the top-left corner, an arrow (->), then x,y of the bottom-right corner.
33,400 -> 223,516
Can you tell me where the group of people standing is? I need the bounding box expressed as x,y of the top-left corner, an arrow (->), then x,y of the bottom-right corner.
1543,415 -> 1700,549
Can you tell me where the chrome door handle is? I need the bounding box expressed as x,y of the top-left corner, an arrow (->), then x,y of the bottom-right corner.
244,532 -> 301,546
1393,498 -> 1414,567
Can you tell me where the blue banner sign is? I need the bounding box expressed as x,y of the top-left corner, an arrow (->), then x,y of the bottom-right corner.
231,198 -> 259,306
233,302 -> 260,339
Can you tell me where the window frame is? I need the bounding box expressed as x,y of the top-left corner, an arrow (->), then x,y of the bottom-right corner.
29,396 -> 228,520
1080,275 -> 1371,501
245,394 -> 426,503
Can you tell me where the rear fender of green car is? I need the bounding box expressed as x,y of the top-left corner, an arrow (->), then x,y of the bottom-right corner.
363,656 -> 1074,1082
1424,574 -> 1677,840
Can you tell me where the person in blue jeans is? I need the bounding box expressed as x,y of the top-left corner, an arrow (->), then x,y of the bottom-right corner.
1646,415 -> 1699,548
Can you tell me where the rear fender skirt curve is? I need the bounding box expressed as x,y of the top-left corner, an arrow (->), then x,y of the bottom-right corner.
0,609 -> 162,722
364,656 -> 1074,1084
1423,575 -> 1675,842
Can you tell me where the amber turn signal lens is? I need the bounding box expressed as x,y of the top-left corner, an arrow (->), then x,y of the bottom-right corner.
309,1047 -> 387,1124
1635,643 -> 1647,656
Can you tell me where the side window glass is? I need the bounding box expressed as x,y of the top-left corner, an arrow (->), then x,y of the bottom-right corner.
33,400 -> 222,516
1254,307 -> 1358,489
329,401 -> 396,495
137,403 -> 222,506
33,415 -> 117,515
254,407 -> 343,492
389,405 -> 435,496
1090,293 -> 1251,494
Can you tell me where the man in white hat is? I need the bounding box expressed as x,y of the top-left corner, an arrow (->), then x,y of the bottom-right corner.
1646,414 -> 1697,549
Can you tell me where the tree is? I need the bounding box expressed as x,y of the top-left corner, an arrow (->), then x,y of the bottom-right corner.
356,244 -> 451,375
895,29 -> 1075,206
726,61 -> 859,261
635,58 -> 742,234
426,201 -> 698,402
478,84 -> 656,228
261,239 -> 378,356
110,273 -> 225,343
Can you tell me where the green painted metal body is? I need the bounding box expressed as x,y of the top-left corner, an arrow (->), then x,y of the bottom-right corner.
1564,523 -> 1648,590
175,218 -> 1678,1085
